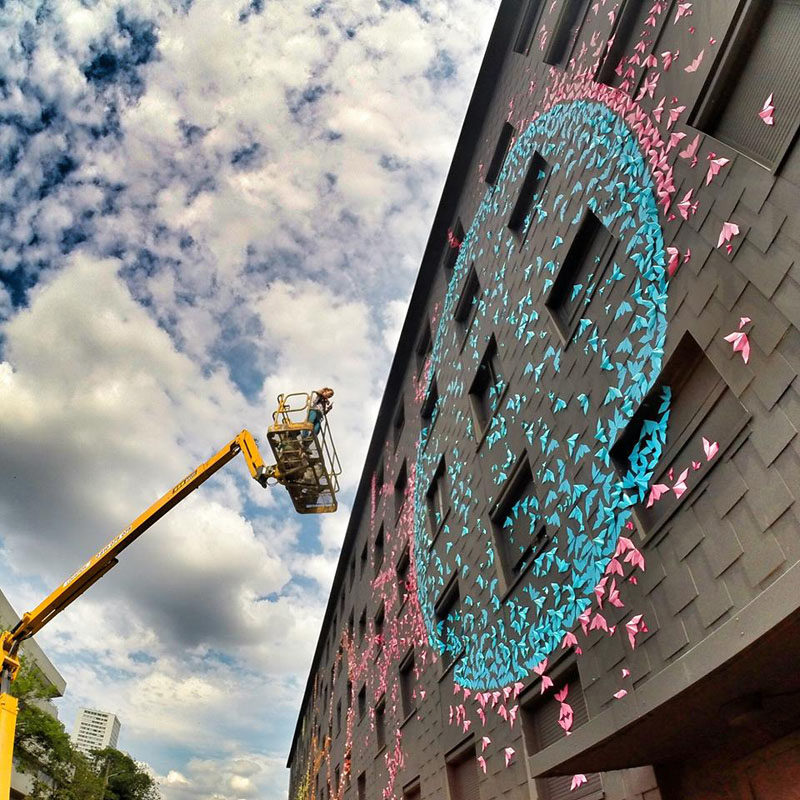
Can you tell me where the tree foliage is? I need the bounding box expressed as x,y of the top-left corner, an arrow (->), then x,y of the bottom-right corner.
8,654 -> 160,800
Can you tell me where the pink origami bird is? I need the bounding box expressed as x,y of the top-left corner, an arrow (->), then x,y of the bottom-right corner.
533,659 -> 554,693
661,50 -> 678,70
571,775 -> 588,791
674,2 -> 692,22
759,94 -> 775,126
477,755 -> 487,774
647,483 -> 670,507
684,50 -> 704,72
481,736 -> 491,752
667,104 -> 686,128
703,437 -> 719,461
717,221 -> 740,249
504,747 -> 515,767
613,689 -> 628,699
621,668 -> 631,678
679,133 -> 700,166
706,154 -> 730,185
672,468 -> 689,498
724,330 -> 750,364
626,615 -> 648,649
676,189 -> 697,220
652,96 -> 665,123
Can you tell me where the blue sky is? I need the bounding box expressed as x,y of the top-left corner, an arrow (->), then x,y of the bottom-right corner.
0,0 -> 499,797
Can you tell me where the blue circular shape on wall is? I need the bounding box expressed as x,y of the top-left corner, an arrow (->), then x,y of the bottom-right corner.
414,100 -> 671,690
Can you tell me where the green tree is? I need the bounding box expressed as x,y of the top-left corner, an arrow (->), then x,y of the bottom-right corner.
90,749 -> 159,800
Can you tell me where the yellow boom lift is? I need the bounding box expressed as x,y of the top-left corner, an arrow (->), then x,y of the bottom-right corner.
0,392 -> 341,797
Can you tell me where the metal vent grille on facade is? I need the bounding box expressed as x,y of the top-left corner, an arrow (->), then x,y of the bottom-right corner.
713,0 -> 800,166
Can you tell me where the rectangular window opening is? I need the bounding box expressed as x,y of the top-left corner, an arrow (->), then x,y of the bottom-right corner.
544,0 -> 590,68
435,579 -> 461,671
508,152 -> 549,234
357,773 -> 366,800
395,460 -> 408,517
374,524 -> 385,576
444,218 -> 465,270
595,0 -> 646,88
393,403 -> 405,450
446,743 -> 480,800
469,335 -> 503,439
485,122 -> 515,185
545,209 -> 616,342
375,697 -> 386,752
421,376 -> 439,421
416,324 -> 433,375
426,457 -> 448,537
514,0 -> 544,55
610,332 -> 749,536
374,603 -> 385,653
357,685 -> 367,720
399,648 -> 416,719
396,547 -> 410,606
692,0 -> 800,169
453,265 -> 481,329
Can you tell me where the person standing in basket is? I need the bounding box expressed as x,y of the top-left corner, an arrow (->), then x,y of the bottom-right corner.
307,387 -> 334,437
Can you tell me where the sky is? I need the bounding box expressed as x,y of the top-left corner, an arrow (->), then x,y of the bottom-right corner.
0,0 -> 501,797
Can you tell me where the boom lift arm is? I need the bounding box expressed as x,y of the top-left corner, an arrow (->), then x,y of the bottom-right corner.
1,396 -> 341,797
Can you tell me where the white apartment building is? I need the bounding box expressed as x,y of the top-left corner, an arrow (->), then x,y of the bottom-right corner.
72,708 -> 121,755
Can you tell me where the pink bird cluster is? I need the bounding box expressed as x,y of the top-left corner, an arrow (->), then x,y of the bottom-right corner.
724,316 -> 752,364
647,435 -> 719,507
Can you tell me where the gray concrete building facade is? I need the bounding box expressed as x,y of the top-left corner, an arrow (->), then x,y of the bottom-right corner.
287,2 -> 800,799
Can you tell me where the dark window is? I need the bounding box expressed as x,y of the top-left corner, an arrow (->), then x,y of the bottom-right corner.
469,335 -> 503,438
347,680 -> 353,710
396,547 -> 410,606
336,700 -> 342,735
490,454 -> 548,589
509,152 -> 549,234
521,671 -> 602,799
421,376 -> 439,421
611,333 -> 749,535
395,460 -> 408,517
453,265 -> 481,331
444,218 -> 464,270
693,0 -> 800,169
399,649 -> 416,719
545,209 -> 616,341
403,781 -> 421,800
416,324 -> 433,375
347,611 -> 354,640
358,685 -> 367,720
426,457 -> 448,537
340,591 -> 345,614
514,0 -> 544,54
393,403 -> 405,450
360,542 -> 368,577
376,460 -> 385,495
359,608 -> 367,643
335,765 -> 340,793
596,0 -> 646,88
447,744 -> 480,800
485,122 -> 515,185
374,603 -> 385,652
375,697 -> 386,752
374,524 -> 385,576
544,0 -> 590,67
357,772 -> 366,800
349,554 -> 356,587
435,579 -> 461,670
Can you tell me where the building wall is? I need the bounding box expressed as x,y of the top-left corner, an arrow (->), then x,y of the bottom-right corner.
287,1 -> 800,799
72,708 -> 121,755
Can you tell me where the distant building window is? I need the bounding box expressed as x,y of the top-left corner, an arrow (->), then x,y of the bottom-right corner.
508,151 -> 549,234
395,460 -> 408,517
357,772 -> 366,800
485,122 -> 515,185
374,524 -> 385,576
358,608 -> 367,643
376,460 -> 385,495
416,323 -> 433,375
595,0 -> 646,88
349,554 -> 356,587
421,376 -> 439,421
335,765 -> 340,793
469,335 -> 504,439
453,265 -> 481,332
521,670 -> 602,799
446,743 -> 481,800
375,696 -> 386,752
393,403 -> 405,450
611,333 -> 749,535
399,649 -> 416,719
403,780 -> 421,800
514,0 -> 545,55
374,603 -> 385,653
435,579 -> 461,670
347,611 -> 354,640
426,457 -> 448,537
358,685 -> 367,720
346,680 -> 352,710
543,0 -> 590,68
444,219 -> 464,269
545,209 -> 616,342
360,541 -> 368,577
693,0 -> 800,169
490,454 -> 548,589
396,547 -> 410,606
336,700 -> 342,735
